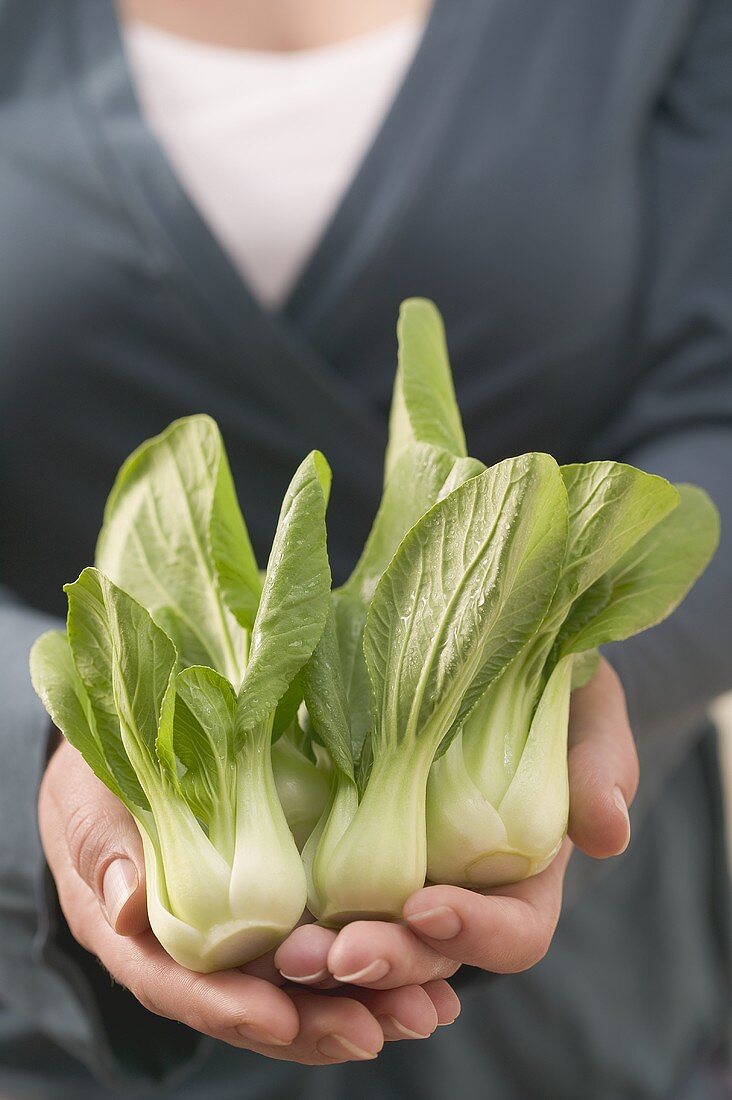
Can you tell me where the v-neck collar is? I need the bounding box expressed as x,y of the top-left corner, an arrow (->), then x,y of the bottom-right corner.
63,0 -> 485,448
276,0 -> 458,324
67,0 -> 474,326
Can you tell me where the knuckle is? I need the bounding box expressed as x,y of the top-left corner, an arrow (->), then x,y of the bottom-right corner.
133,970 -> 217,1037
123,964 -> 168,1018
439,960 -> 461,981
105,963 -> 189,1029
65,803 -> 120,891
129,981 -> 159,1016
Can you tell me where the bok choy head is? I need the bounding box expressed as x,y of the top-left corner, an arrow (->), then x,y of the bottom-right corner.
31,419 -> 332,972
426,472 -> 719,887
336,298 -> 718,895
28,297 -> 720,962
304,450 -> 570,925
379,312 -> 722,889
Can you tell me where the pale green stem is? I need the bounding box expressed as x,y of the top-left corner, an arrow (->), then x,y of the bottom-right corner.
228,726 -> 307,932
462,633 -> 553,805
146,781 -> 231,929
311,743 -> 434,925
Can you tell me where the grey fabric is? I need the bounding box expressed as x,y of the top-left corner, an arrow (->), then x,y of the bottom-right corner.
0,0 -> 730,1096
0,742 -> 727,1100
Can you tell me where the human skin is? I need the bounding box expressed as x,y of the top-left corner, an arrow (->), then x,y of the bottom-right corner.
42,4 -> 639,1065
118,0 -> 431,51
38,657 -> 638,1065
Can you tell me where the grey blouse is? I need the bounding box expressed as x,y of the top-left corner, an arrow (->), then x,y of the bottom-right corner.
0,1 -> 731,1097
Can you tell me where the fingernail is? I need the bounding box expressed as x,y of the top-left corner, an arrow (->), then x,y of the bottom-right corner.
613,786 -> 631,852
278,967 -> 330,985
437,993 -> 462,1026
316,1034 -> 378,1061
236,1023 -> 292,1047
378,1014 -> 432,1041
332,957 -> 390,984
405,906 -> 462,940
102,859 -> 137,931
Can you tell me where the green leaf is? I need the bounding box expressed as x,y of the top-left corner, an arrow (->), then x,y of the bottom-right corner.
210,444 -> 262,631
332,589 -> 373,765
557,462 -> 680,609
559,483 -> 720,655
302,601 -> 355,781
154,675 -> 178,786
29,630 -> 137,806
272,671 -> 305,740
95,415 -> 248,682
64,568 -> 155,809
78,571 -> 177,798
235,451 -> 332,740
364,453 -> 568,759
570,649 -> 601,690
347,443 -> 484,605
384,299 -> 467,483
340,444 -> 483,762
108,581 -> 176,763
172,665 -> 237,856
172,666 -> 236,774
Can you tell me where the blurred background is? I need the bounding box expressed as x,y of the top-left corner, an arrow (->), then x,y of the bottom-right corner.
1,2 -> 731,1098
713,697 -> 732,868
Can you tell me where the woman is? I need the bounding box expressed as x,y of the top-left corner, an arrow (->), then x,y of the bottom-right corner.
1,0 -> 730,1096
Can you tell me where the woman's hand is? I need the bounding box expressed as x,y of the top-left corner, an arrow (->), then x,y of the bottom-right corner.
38,743 -> 459,1065
38,657 -> 635,1059
275,657 -> 639,992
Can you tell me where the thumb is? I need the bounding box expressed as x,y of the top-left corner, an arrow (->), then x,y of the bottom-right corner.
567,657 -> 640,860
44,740 -> 149,936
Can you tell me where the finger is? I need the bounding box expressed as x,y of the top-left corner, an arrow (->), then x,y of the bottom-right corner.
121,940 -> 300,1049
285,988 -> 384,1064
274,923 -> 340,987
116,924 -> 379,1062
60,865 -> 302,1049
352,980 -> 460,1040
241,912 -> 325,985
421,978 -> 462,1026
402,840 -> 572,973
39,741 -> 149,935
567,657 -> 639,859
350,983 -> 439,1040
52,848 -> 385,1064
325,920 -> 458,989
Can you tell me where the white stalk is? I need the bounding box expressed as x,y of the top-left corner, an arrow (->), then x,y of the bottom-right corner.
426,736 -> 511,886
461,644 -> 545,807
227,732 -> 307,956
303,769 -> 359,920
309,744 -> 433,926
426,655 -> 573,888
146,785 -> 231,931
495,654 -> 572,873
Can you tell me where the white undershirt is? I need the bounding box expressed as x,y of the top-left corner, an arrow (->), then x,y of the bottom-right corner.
123,17 -> 425,308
